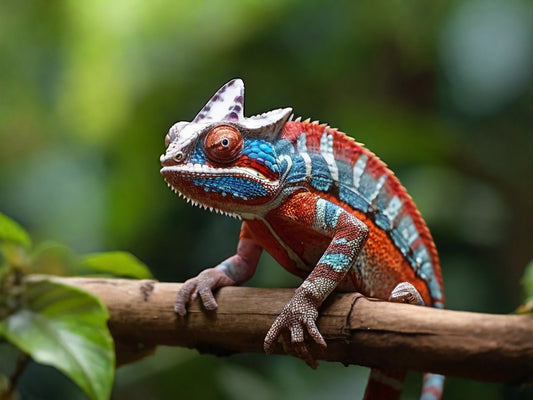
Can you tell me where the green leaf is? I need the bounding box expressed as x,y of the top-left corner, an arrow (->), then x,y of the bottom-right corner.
0,213 -> 31,248
31,241 -> 79,276
80,251 -> 152,279
516,260 -> 533,314
516,299 -> 533,315
522,259 -> 533,301
0,278 -> 114,400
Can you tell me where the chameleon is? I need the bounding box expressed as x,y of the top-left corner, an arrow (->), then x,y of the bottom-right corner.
160,79 -> 445,400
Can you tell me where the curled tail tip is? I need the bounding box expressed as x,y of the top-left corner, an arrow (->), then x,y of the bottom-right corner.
420,373 -> 445,400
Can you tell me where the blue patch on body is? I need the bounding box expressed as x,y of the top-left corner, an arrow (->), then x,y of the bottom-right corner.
285,156 -> 308,184
390,229 -> 409,257
374,214 -> 391,230
319,252 -> 352,272
274,138 -> 294,154
339,186 -> 368,212
333,237 -> 349,245
189,145 -> 207,164
243,139 -> 278,173
358,172 -> 379,202
310,154 -> 333,191
336,159 -> 353,188
372,186 -> 393,230
192,176 -> 268,200
323,200 -> 341,229
374,183 -> 391,210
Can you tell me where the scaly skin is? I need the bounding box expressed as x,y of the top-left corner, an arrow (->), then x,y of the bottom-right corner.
160,79 -> 445,400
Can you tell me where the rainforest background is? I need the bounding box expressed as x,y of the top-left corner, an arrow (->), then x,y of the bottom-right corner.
0,1 -> 532,399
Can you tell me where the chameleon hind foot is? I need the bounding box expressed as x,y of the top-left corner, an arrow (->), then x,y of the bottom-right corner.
389,281 -> 425,306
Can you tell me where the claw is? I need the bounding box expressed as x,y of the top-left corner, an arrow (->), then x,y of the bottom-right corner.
277,332 -> 319,369
303,318 -> 326,348
199,286 -> 218,310
264,322 -> 282,354
263,286 -> 326,368
174,267 -> 236,316
175,280 -> 198,316
293,342 -> 318,369
174,303 -> 187,316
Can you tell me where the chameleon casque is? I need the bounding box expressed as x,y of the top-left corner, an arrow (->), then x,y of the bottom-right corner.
160,79 -> 445,400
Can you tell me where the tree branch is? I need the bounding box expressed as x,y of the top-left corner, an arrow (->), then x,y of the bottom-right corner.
56,277 -> 533,384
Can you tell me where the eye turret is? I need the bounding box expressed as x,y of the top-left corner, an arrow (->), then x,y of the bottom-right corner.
204,124 -> 243,164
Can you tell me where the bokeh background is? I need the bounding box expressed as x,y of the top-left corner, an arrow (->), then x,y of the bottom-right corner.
1,0 -> 532,399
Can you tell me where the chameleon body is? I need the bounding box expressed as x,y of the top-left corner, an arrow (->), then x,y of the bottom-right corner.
160,79 -> 445,400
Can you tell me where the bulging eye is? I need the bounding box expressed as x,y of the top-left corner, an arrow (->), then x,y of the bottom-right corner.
204,124 -> 243,164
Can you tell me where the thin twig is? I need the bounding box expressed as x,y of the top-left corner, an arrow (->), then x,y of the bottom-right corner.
6,353 -> 30,397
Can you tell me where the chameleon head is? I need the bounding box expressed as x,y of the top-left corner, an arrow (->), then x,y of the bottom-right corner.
160,79 -> 293,216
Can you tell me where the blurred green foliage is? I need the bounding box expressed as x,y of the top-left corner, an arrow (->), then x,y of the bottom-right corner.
0,278 -> 114,400
0,212 -> 153,399
0,0 -> 532,399
0,213 -> 113,400
517,259 -> 533,314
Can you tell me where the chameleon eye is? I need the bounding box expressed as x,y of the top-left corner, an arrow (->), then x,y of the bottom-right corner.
204,124 -> 243,164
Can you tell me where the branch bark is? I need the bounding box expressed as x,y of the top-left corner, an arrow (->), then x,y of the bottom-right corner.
56,277 -> 533,384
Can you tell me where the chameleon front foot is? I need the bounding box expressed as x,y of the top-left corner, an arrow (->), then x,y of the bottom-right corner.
174,267 -> 236,316
263,286 -> 327,369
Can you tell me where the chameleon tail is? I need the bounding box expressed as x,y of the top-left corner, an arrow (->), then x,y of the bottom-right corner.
363,368 -> 406,400
420,373 -> 445,400
364,370 -> 445,400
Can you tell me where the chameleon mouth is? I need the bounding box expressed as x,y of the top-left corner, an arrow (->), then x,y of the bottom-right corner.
160,163 -> 277,183
160,163 -> 280,217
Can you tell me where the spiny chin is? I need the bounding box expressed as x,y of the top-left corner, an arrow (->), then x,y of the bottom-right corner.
164,180 -> 242,219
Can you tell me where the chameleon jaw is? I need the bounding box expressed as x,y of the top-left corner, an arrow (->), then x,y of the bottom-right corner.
163,180 -> 242,219
160,163 -> 279,185
160,163 -> 281,216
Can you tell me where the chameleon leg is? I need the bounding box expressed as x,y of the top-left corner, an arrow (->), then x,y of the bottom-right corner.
364,282 -> 444,400
174,221 -> 262,316
263,193 -> 369,367
390,281 -> 425,305
391,282 -> 445,400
